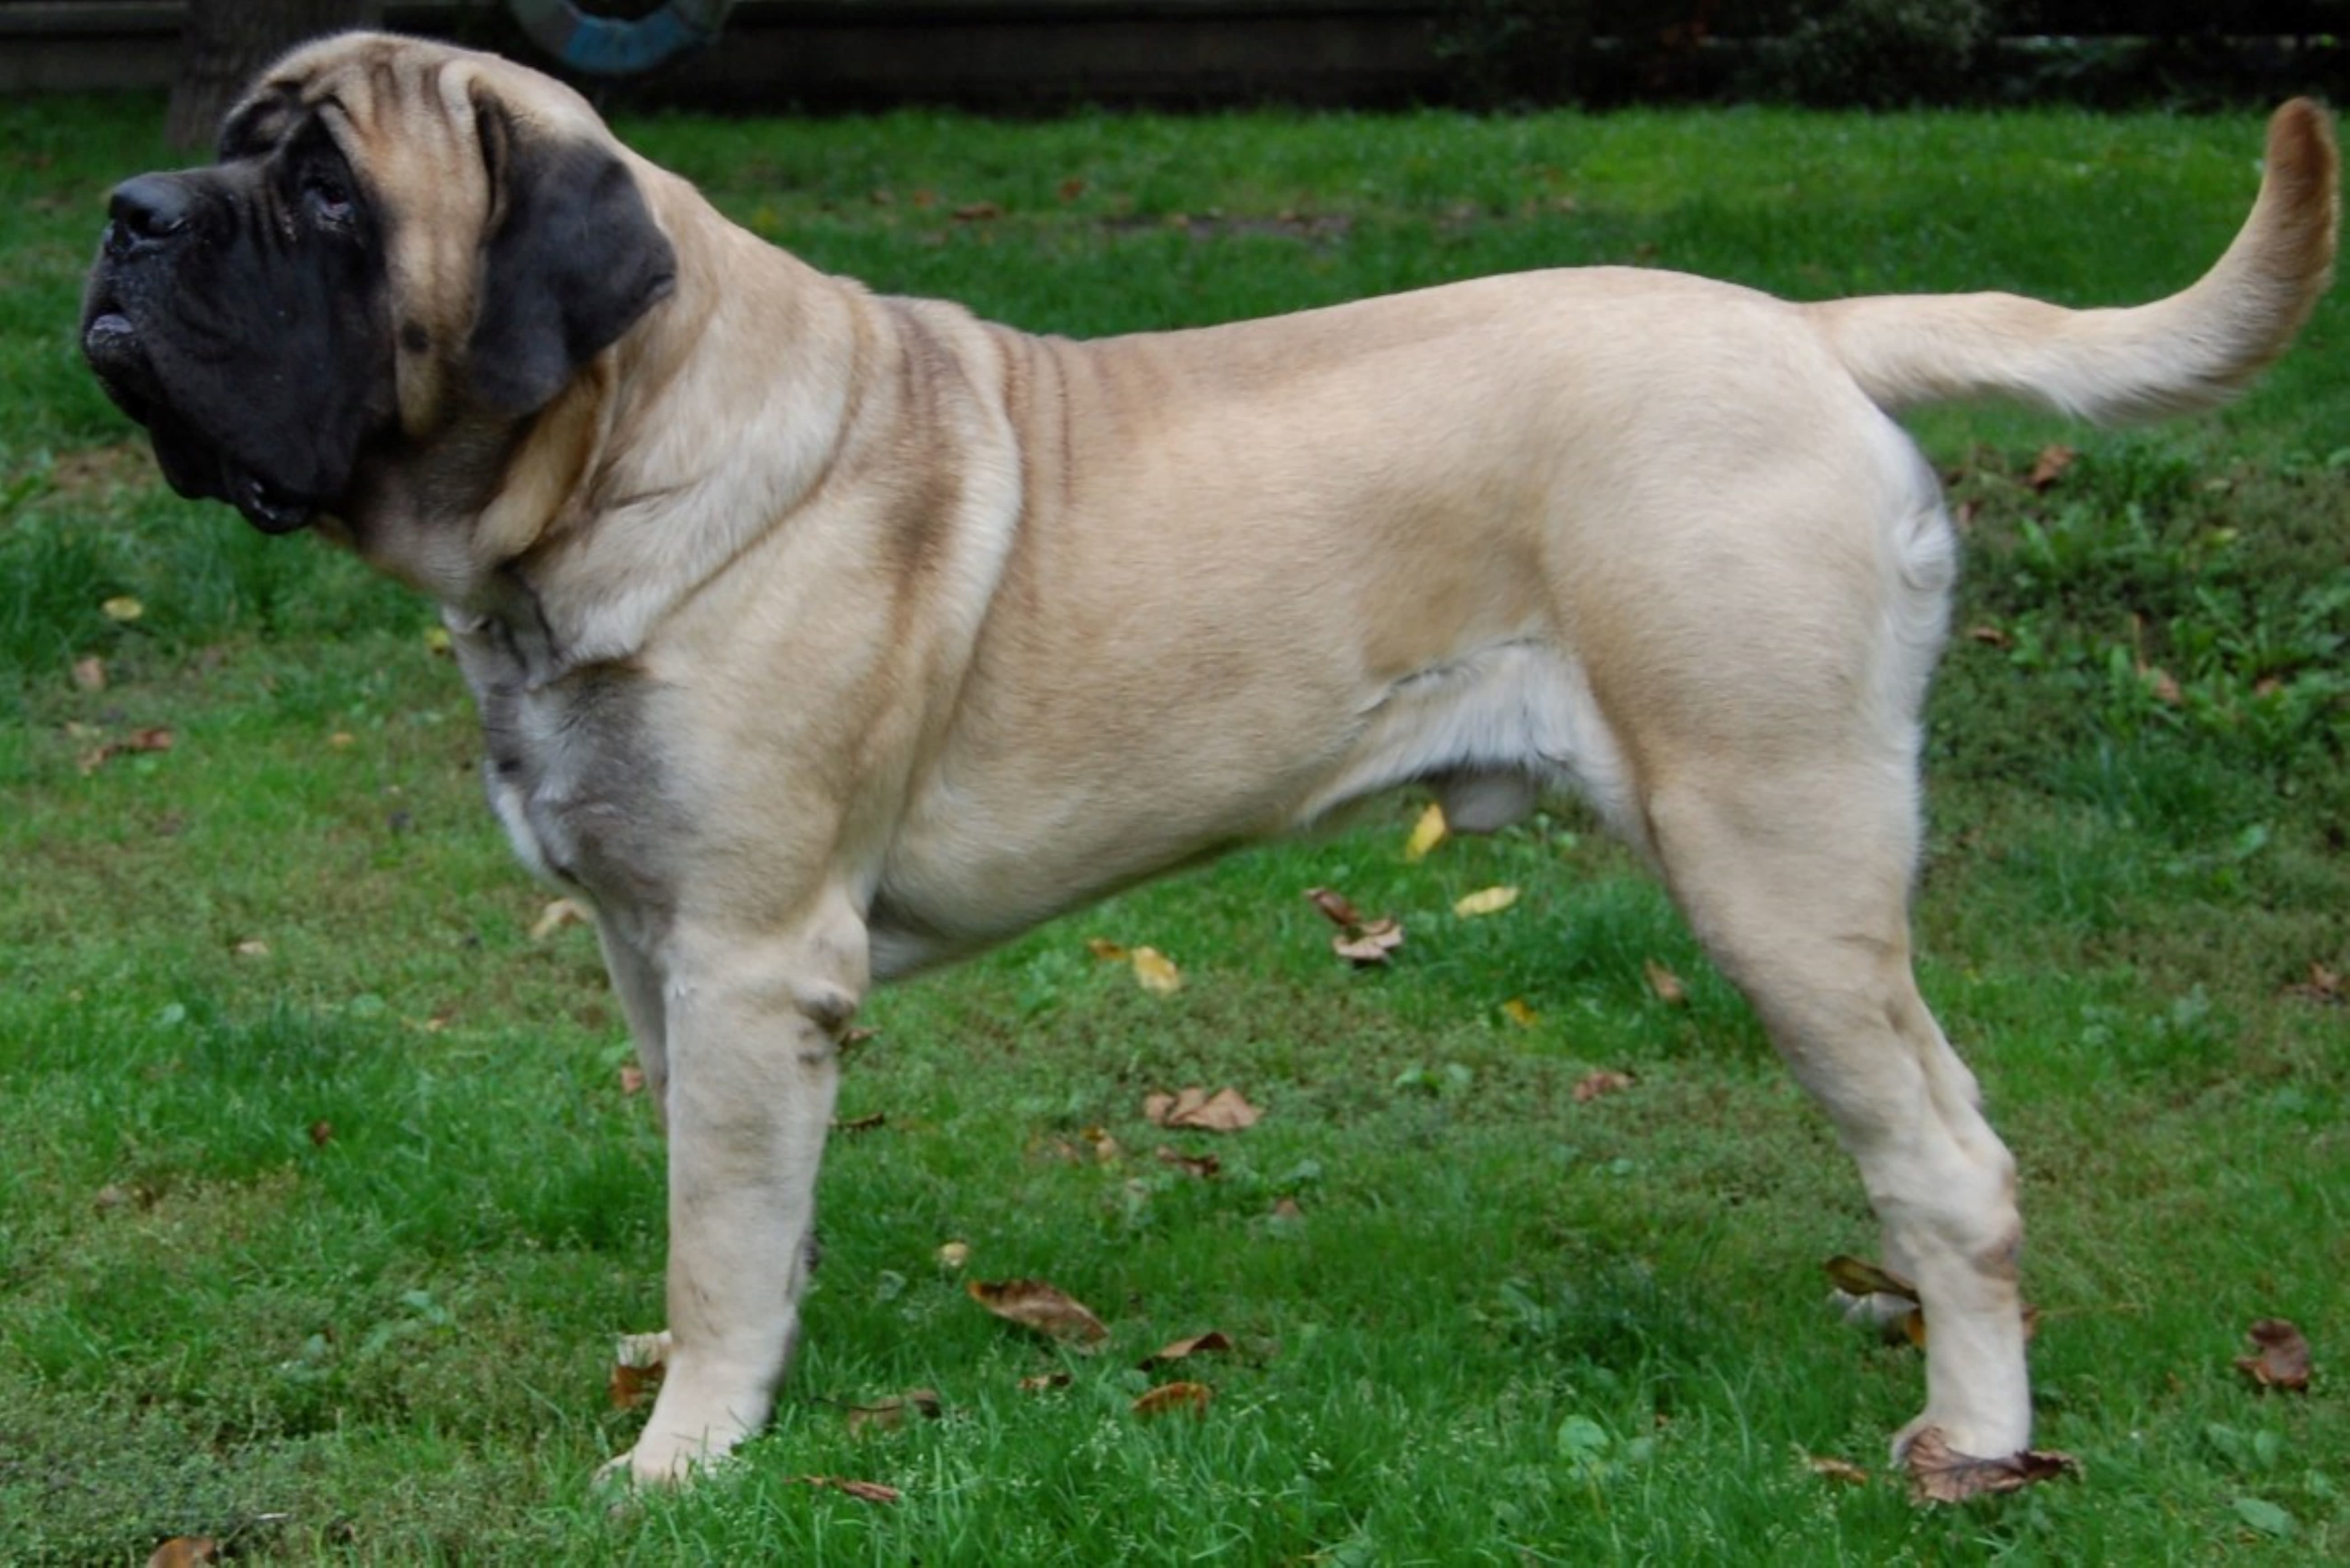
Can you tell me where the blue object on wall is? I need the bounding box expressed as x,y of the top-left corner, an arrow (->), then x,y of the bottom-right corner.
506,1 -> 736,76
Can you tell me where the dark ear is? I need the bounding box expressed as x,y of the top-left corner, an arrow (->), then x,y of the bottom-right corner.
469,108 -> 677,417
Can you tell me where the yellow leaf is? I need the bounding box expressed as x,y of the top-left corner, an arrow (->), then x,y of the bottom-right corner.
936,1240 -> 970,1269
1500,998 -> 1539,1028
529,897 -> 588,941
1130,946 -> 1183,995
423,626 -> 454,656
1452,885 -> 1520,918
101,596 -> 144,623
1403,801 -> 1449,862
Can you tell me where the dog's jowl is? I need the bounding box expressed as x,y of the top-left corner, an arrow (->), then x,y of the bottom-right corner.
83,33 -> 2336,1489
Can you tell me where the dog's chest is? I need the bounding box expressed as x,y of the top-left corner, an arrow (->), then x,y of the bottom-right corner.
443,608 -> 674,920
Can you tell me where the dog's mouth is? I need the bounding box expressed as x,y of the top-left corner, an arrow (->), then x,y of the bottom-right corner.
81,305 -> 318,535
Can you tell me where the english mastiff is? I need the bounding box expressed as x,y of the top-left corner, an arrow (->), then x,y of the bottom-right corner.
82,32 -> 2336,1488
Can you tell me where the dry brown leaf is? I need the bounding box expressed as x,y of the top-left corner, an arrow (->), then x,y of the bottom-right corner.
529,897 -> 588,940
1452,885 -> 1520,918
232,939 -> 270,958
1140,1331 -> 1232,1369
1571,1069 -> 1635,1104
618,1064 -> 647,1096
608,1329 -> 669,1410
76,725 -> 175,775
1804,1453 -> 1872,1486
1904,1427 -> 2078,1502
936,1240 -> 971,1268
1332,918 -> 1405,964
792,1474 -> 902,1503
2235,1318 -> 2313,1392
1018,1371 -> 1073,1392
846,1388 -> 943,1437
1130,946 -> 1183,995
966,1277 -> 1109,1348
1824,1255 -> 1920,1303
306,1120 -> 334,1148
2142,665 -> 2183,705
72,656 -> 108,692
2283,961 -> 2343,1005
609,1360 -> 663,1411
1132,1381 -> 1213,1419
1642,958 -> 1688,1006
833,1111 -> 888,1135
1304,887 -> 1365,927
951,201 -> 1001,222
146,1539 -> 221,1568
1154,1145 -> 1221,1179
2027,443 -> 2077,490
1270,1196 -> 1305,1221
1965,624 -> 2012,649
1082,1126 -> 1123,1163
1085,936 -> 1129,961
1144,1086 -> 1262,1132
1305,887 -> 1406,966
1403,801 -> 1448,862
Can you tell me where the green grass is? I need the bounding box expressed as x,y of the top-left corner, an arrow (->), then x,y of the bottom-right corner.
2,95 -> 2345,1563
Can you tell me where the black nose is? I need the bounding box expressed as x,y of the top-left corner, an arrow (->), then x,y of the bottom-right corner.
106,174 -> 196,253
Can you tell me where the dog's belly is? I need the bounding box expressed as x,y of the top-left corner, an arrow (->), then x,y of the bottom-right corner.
866,637 -> 1631,978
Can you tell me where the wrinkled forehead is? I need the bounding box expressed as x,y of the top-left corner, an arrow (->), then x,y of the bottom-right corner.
218,33 -> 606,163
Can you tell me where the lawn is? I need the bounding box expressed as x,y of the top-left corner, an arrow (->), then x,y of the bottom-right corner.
1,92 -> 2345,1563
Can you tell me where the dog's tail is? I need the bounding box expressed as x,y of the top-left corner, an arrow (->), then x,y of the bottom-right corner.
1810,99 -> 2338,426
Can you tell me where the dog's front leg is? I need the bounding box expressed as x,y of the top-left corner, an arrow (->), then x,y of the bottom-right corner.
615,895 -> 863,1485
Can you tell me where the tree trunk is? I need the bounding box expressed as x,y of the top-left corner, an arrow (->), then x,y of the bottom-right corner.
166,0 -> 387,150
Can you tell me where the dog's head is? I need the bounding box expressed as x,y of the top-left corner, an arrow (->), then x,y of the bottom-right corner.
80,32 -> 676,540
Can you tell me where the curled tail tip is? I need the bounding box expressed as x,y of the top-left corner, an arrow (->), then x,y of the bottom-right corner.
2264,97 -> 2341,254
2250,98 -> 2341,341
2269,96 -> 2338,170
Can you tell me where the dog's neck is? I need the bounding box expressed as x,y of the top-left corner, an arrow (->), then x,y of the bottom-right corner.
462,181 -> 874,669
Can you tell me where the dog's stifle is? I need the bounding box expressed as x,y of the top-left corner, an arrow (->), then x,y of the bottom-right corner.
81,33 -> 2336,1493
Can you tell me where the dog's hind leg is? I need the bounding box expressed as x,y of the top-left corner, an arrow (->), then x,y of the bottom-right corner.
1642,755 -> 2032,1467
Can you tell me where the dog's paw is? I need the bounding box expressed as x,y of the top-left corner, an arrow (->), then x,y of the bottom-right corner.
597,1428 -> 738,1492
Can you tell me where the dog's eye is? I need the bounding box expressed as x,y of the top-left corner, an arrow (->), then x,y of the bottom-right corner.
301,170 -> 356,227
